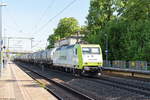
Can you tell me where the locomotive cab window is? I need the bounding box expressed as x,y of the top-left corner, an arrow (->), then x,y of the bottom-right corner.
82,48 -> 90,54
91,48 -> 100,54
82,47 -> 100,54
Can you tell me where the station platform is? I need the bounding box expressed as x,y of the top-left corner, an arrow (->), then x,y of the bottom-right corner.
0,62 -> 57,100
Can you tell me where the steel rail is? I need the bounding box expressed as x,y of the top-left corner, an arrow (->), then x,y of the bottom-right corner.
18,63 -> 94,100
88,76 -> 150,97
19,65 -> 63,100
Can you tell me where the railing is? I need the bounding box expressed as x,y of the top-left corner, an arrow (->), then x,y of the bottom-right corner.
103,60 -> 150,71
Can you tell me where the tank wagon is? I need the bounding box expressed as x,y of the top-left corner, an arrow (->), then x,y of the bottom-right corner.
15,48 -> 56,65
15,44 -> 103,76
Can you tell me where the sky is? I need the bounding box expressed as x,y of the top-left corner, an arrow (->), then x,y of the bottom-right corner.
2,0 -> 90,51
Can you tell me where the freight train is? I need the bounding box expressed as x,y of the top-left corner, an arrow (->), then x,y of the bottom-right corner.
14,44 -> 103,76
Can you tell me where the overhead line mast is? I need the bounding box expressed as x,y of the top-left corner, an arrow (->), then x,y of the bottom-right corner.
0,2 -> 7,75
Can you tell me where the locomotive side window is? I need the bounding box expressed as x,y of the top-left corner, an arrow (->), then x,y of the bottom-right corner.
75,48 -> 77,55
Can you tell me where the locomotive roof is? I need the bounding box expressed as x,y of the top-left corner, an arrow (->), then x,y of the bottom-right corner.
56,44 -> 75,51
56,44 -> 100,51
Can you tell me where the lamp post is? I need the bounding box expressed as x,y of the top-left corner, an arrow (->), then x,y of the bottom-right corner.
0,2 -> 7,76
105,34 -> 108,66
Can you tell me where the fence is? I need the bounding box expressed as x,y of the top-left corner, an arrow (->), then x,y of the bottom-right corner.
103,60 -> 150,71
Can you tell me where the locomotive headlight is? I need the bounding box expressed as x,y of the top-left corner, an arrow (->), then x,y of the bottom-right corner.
98,73 -> 101,76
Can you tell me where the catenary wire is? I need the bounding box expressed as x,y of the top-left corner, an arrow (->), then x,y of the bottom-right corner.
34,0 -> 77,34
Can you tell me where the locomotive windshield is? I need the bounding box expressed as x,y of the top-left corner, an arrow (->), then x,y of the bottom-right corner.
82,47 -> 100,54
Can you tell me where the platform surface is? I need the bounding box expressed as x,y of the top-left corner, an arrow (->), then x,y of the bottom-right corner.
0,62 -> 57,100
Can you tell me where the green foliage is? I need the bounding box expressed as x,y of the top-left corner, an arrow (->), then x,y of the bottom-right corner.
122,0 -> 150,20
47,17 -> 80,48
85,0 -> 117,44
54,17 -> 80,38
47,0 -> 150,61
87,0 -> 115,28
86,0 -> 150,61
47,34 -> 56,48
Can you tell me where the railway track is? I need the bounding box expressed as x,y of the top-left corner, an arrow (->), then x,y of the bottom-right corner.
16,62 -> 149,99
17,63 -> 94,100
87,76 -> 150,97
45,66 -> 150,97
49,69 -> 150,99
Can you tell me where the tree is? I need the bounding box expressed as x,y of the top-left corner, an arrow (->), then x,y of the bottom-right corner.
122,0 -> 150,21
85,0 -> 150,61
86,0 -> 117,59
54,17 -> 80,38
87,0 -> 116,29
47,34 -> 58,48
47,17 -> 80,48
